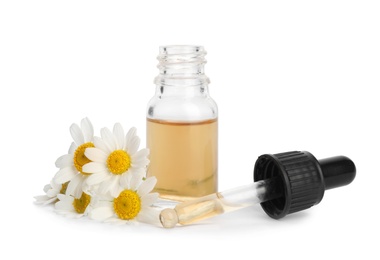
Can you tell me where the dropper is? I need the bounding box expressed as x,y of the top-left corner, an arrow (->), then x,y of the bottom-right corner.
160,151 -> 356,228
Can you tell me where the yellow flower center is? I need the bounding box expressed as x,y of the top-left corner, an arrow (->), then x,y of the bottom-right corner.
107,150 -> 131,175
73,192 -> 91,214
60,182 -> 69,194
73,142 -> 94,175
113,190 -> 141,220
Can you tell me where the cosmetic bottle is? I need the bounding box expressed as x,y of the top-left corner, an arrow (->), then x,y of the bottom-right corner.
146,45 -> 218,201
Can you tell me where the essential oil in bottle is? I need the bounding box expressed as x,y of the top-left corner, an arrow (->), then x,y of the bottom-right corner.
147,118 -> 217,200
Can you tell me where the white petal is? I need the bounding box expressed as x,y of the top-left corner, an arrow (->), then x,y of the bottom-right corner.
82,182 -> 95,195
42,197 -> 58,205
84,148 -> 107,163
130,171 -> 144,191
34,195 -> 49,202
127,136 -> 140,155
131,148 -> 150,168
66,175 -> 84,198
120,173 -> 132,189
68,142 -> 77,154
86,172 -> 110,186
100,127 -> 117,151
55,196 -> 74,211
124,127 -> 137,150
94,136 -> 111,154
137,207 -> 160,225
55,154 -> 73,169
54,166 -> 76,184
55,202 -> 73,211
57,194 -> 67,201
98,176 -> 122,198
65,175 -> 79,197
98,179 -> 112,195
43,183 -> 51,193
91,198 -> 108,208
46,186 -> 60,197
50,180 -> 61,190
137,176 -> 157,197
132,148 -> 150,161
34,195 -> 57,205
109,176 -> 122,197
130,169 -> 147,182
89,206 -> 114,221
131,159 -> 150,169
81,117 -> 94,143
82,162 -> 107,174
70,123 -> 84,145
84,204 -> 93,216
96,194 -> 114,202
113,123 -> 125,150
141,193 -> 159,207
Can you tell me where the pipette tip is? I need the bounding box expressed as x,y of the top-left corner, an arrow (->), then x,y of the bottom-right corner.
160,208 -> 178,228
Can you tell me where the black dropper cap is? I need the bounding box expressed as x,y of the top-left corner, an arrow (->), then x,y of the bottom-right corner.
253,151 -> 356,219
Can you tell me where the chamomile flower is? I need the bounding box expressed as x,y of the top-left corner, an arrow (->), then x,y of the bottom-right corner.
34,181 -> 68,205
55,192 -> 94,218
53,117 -> 94,199
89,172 -> 159,225
82,123 -> 150,197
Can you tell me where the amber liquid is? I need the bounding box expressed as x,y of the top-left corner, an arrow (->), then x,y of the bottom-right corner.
147,118 -> 218,201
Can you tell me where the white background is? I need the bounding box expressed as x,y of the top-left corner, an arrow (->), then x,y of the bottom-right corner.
1,1 -> 379,259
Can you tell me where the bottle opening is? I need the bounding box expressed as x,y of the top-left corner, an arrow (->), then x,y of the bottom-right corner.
155,45 -> 209,84
159,45 -> 206,56
157,45 -> 207,65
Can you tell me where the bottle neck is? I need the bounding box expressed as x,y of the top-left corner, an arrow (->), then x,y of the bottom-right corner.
154,45 -> 210,89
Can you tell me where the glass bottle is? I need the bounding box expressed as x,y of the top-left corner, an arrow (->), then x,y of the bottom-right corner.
146,45 -> 218,201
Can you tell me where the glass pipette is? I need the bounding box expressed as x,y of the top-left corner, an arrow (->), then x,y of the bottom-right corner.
160,177 -> 281,228
160,151 -> 356,228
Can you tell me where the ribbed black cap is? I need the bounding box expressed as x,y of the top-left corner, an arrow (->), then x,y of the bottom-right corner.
253,151 -> 356,219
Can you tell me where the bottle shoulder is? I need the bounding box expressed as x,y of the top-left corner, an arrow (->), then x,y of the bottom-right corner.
147,96 -> 218,121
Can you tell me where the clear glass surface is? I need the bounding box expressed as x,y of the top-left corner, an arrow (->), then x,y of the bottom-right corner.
146,45 -> 218,200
